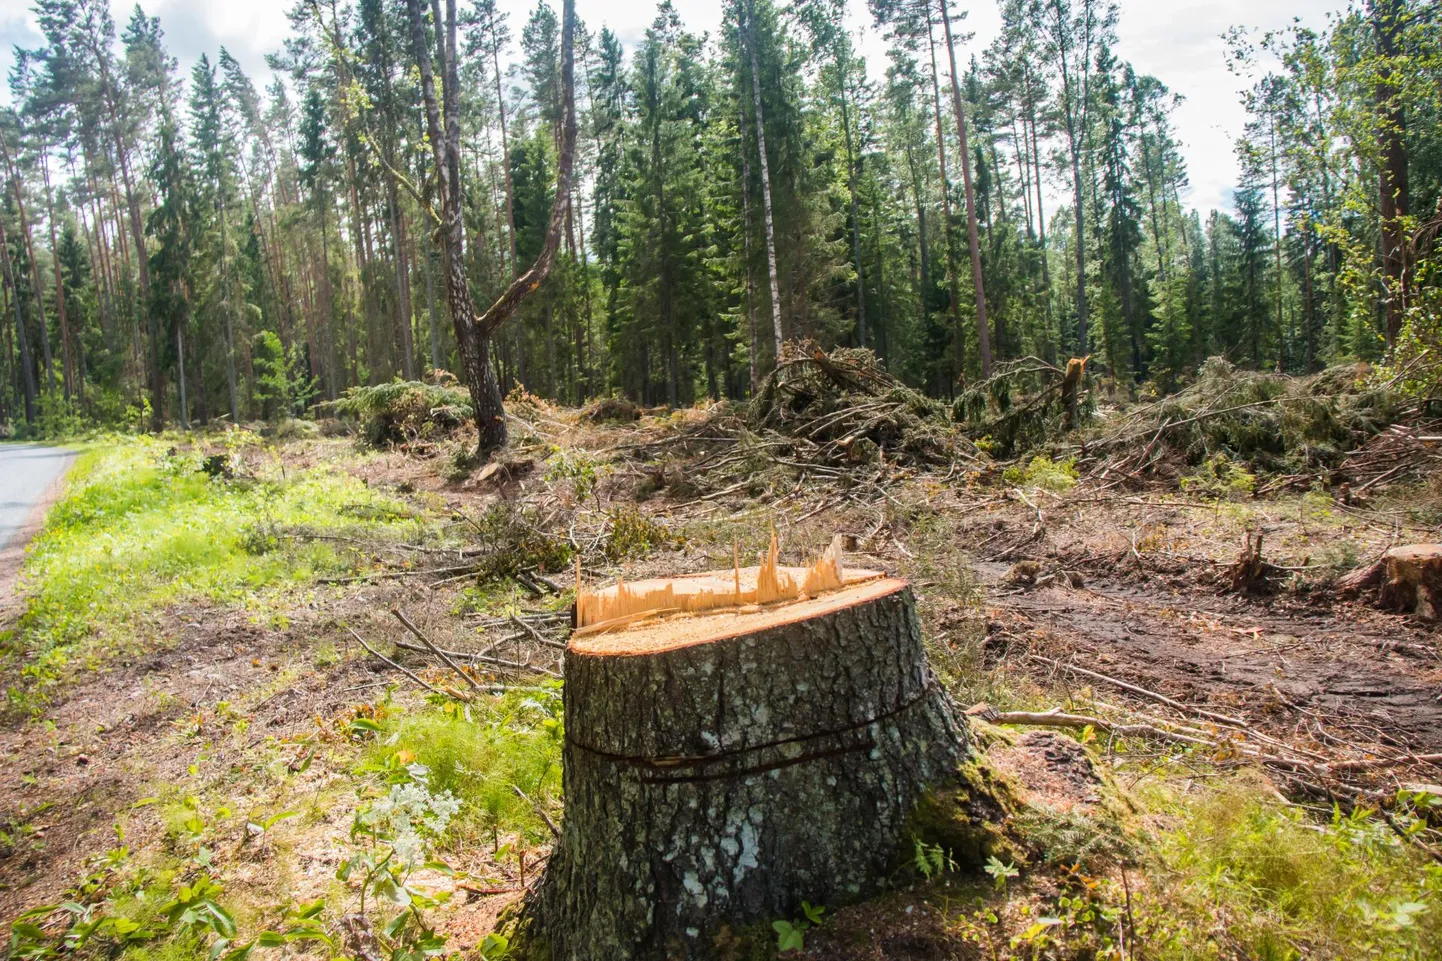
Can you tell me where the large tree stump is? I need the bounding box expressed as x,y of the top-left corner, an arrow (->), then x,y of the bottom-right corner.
1380,545 -> 1442,620
515,544 -> 969,960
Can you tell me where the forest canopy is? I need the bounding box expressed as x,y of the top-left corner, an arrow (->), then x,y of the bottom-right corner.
0,0 -> 1438,437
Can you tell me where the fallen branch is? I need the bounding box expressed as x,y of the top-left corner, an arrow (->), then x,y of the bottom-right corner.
392,608 -> 486,693
346,627 -> 465,701
392,638 -> 561,678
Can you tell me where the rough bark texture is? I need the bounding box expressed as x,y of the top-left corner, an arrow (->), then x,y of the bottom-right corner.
1380,545 -> 1442,620
516,582 -> 968,960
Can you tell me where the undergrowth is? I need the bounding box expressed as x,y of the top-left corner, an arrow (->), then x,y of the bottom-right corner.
5,434 -> 422,710
1142,778 -> 1442,959
370,686 -> 565,853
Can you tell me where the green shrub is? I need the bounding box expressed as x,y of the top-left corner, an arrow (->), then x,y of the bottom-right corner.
1180,453 -> 1257,499
1002,454 -> 1079,492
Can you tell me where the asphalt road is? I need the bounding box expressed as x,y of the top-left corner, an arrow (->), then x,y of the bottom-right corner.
0,445 -> 73,552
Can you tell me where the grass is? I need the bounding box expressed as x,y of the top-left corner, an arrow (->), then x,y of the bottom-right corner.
369,687 -> 565,852
4,433 -> 424,709
1138,778 -> 1442,960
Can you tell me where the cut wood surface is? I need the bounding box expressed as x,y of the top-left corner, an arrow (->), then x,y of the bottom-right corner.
518,549 -> 968,960
573,532 -> 879,636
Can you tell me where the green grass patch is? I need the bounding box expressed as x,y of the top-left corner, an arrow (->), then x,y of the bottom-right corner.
367,687 -> 564,852
6,434 -> 424,708
1143,779 -> 1442,959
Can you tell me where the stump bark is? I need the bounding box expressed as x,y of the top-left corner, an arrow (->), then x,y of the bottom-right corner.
1380,545 -> 1442,620
516,571 -> 969,960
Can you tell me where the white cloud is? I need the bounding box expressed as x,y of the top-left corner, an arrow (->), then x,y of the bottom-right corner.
1,0 -> 1341,215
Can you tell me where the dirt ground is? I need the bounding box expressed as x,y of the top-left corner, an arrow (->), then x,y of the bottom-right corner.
959,488 -> 1442,764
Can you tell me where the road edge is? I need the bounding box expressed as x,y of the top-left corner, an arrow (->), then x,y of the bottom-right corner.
0,449 -> 77,624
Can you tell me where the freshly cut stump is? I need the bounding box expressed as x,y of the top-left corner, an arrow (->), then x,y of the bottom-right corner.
516,566 -> 968,960
1380,545 -> 1442,620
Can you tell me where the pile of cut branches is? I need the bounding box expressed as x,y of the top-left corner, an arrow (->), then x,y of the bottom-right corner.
331,377 -> 473,448
748,341 -> 969,468
1085,358 -> 1415,485
953,355 -> 1092,457
1336,419 -> 1442,495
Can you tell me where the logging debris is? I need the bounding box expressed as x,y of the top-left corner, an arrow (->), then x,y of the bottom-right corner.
953,355 -> 1094,457
748,341 -> 971,468
1085,359 -> 1424,486
331,376 -> 474,448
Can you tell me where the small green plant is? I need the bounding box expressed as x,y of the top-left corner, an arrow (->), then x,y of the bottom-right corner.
983,854 -> 1020,889
545,448 -> 604,504
366,689 -> 563,848
604,506 -> 677,561
242,810 -> 299,851
1002,454 -> 1079,492
477,933 -> 511,959
913,838 -> 959,880
1180,452 -> 1257,499
772,902 -> 825,953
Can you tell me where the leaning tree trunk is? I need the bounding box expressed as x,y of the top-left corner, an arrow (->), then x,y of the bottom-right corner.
513,545 -> 970,960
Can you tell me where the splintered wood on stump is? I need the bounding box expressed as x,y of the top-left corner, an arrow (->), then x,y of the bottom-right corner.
515,539 -> 969,960
1380,545 -> 1442,620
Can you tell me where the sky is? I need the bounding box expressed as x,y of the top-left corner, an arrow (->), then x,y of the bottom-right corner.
0,0 -> 1342,214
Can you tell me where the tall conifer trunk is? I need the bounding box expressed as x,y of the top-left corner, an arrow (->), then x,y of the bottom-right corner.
744,0 -> 785,360
937,0 -> 991,377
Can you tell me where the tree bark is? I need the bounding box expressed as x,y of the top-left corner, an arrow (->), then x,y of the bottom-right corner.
937,0 -> 991,378
925,9 -> 965,391
0,213 -> 36,423
744,0 -> 785,361
407,0 -> 575,456
517,577 -> 969,960
0,133 -> 55,396
37,140 -> 75,400
1372,0 -> 1408,352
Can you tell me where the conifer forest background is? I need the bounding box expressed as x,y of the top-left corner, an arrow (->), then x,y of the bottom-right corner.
0,0 -> 1438,434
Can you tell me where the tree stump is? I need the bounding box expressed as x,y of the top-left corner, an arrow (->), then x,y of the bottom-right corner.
515,542 -> 969,960
1380,545 -> 1442,620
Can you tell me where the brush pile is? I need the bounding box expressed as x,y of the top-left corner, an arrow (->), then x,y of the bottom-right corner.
953,356 -> 1092,457
1085,359 -> 1415,484
332,378 -> 473,448
748,341 -> 967,468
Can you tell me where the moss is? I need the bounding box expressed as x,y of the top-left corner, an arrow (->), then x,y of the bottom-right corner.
908,756 -> 1024,868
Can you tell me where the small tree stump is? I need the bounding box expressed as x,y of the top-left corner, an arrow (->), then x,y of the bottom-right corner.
1380,545 -> 1442,619
516,560 -> 969,960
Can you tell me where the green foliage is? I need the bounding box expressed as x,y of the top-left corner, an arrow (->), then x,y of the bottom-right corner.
331,381 -> 473,447
366,687 -> 564,848
913,839 -> 959,880
1180,452 -> 1257,499
1002,454 -> 1079,492
603,505 -> 678,561
1148,781 -> 1442,959
6,436 -> 419,707
772,903 -> 824,954
250,332 -> 317,420
983,854 -> 1019,889
544,448 -> 603,503
465,502 -> 573,579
